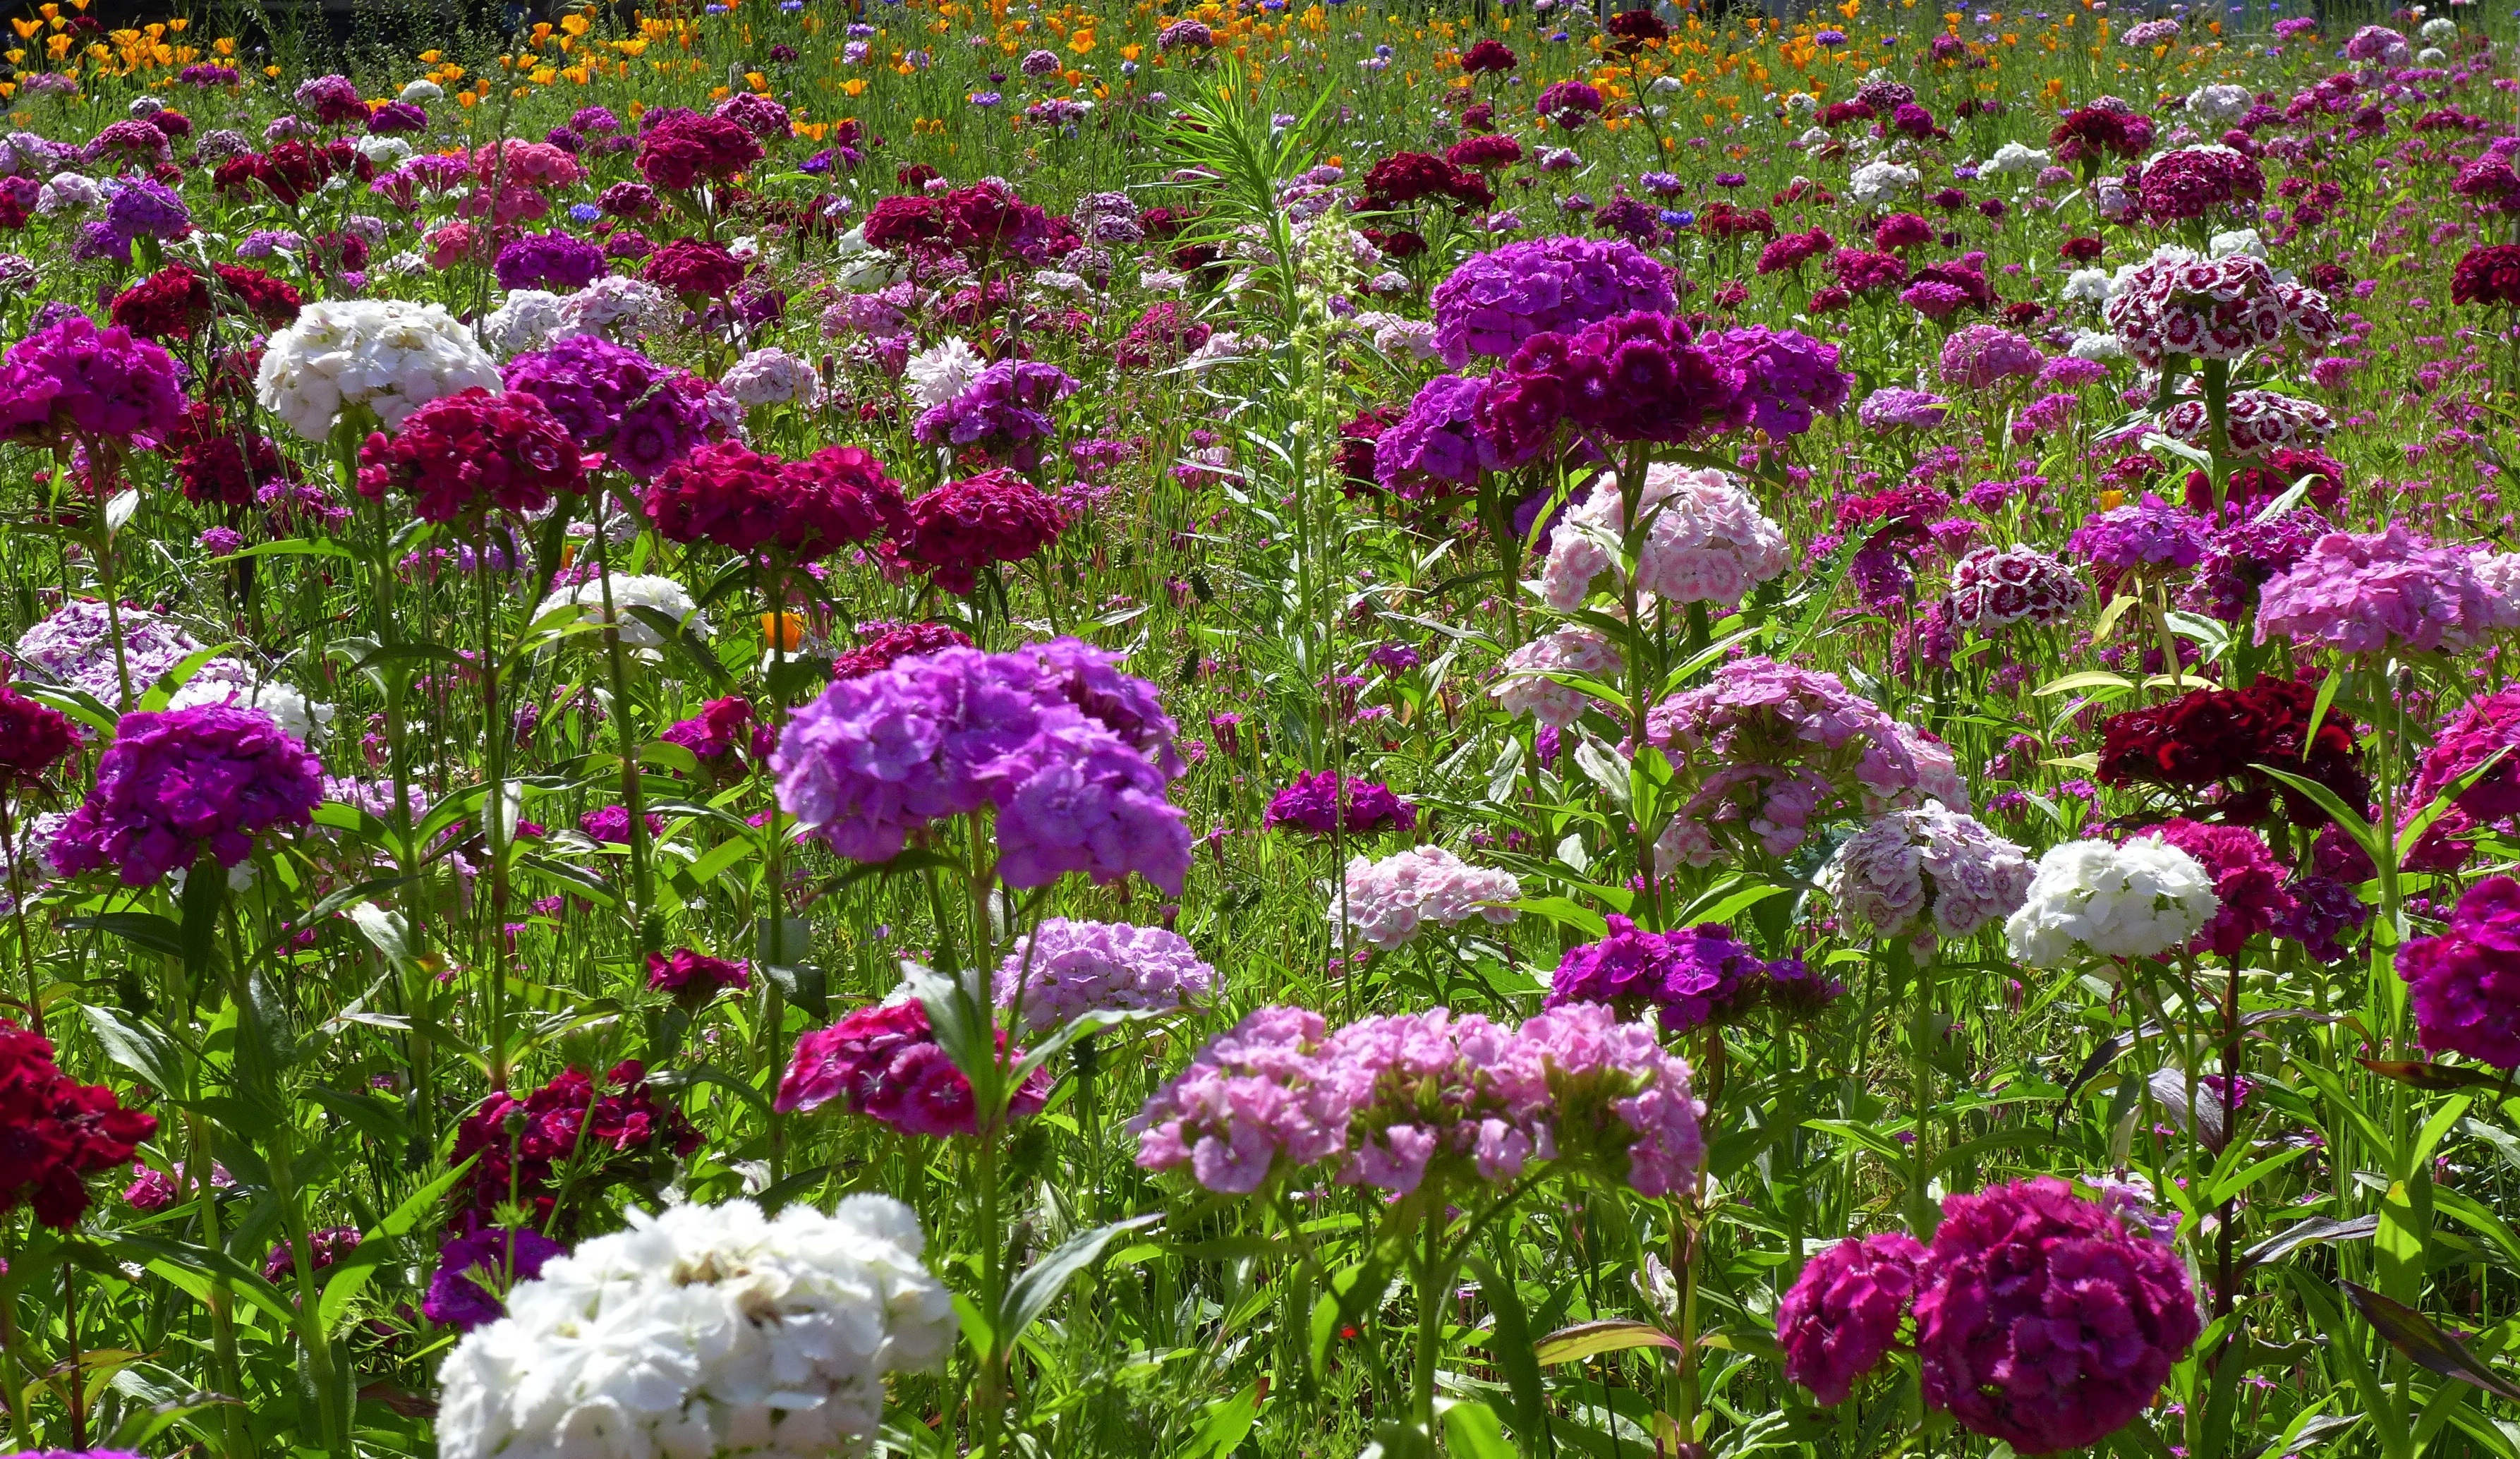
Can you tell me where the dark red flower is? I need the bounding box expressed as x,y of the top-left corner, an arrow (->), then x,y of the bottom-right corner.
2096,675 -> 2366,828
0,684 -> 74,785
634,114 -> 762,191
166,401 -> 291,507
356,387 -> 586,525
447,1061 -> 696,1230
211,263 -> 302,328
1,1020 -> 156,1230
1604,7 -> 1670,54
887,468 -> 1066,593
2452,244 -> 2520,309
642,237 -> 746,299
1460,39 -> 1518,73
109,265 -> 212,342
861,192 -> 947,250
832,621 -> 976,679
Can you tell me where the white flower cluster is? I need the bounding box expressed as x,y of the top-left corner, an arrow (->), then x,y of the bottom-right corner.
1819,806 -> 2033,943
535,574 -> 710,654
1492,626 -> 1622,729
1848,160 -> 1920,206
255,298 -> 503,440
721,348 -> 825,411
2003,835 -> 2219,967
1979,142 -> 2052,179
993,917 -> 1219,1033
1352,310 -> 1439,362
905,337 -> 984,408
2185,83 -> 2255,127
1540,464 -> 1789,612
480,289 -> 569,358
1337,845 -> 1522,950
559,275 -> 679,342
168,658 -> 332,746
436,1197 -> 952,1459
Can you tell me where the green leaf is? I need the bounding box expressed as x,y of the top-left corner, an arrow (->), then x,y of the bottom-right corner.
1178,1380 -> 1266,1459
1439,1398 -> 1519,1459
1510,896 -> 1609,940
2035,670 -> 2136,697
623,604 -> 733,691
80,1005 -> 186,1097
61,911 -> 187,958
995,1213 -> 1165,1352
1533,1319 -> 1680,1366
1465,1254 -> 1549,1447
2355,1058 -> 2507,1092
2253,763 -> 2382,864
2339,1280 -> 2520,1405
2239,1215 -> 2378,1273
317,1158 -> 475,1333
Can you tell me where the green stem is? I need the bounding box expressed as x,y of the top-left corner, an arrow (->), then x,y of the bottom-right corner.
589,502 -> 658,951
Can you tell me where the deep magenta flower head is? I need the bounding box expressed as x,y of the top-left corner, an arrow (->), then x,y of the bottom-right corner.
774,998 -> 1048,1137
888,469 -> 1065,593
422,1225 -> 564,1331
1264,770 -> 1417,835
2395,876 -> 2520,1068
1429,234 -> 1676,366
1779,1233 -> 1928,1405
2411,690 -> 2520,822
1914,1177 -> 2201,1453
492,231 -> 607,293
2145,818 -> 2289,956
49,706 -> 324,887
356,387 -> 585,525
1546,916 -> 1802,1034
0,683 -> 75,787
1712,326 -> 1852,437
0,315 -> 186,444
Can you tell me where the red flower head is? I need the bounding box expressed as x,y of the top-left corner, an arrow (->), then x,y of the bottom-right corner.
211,263 -> 303,328
646,440 -> 907,560
1460,39 -> 1518,74
1,1019 -> 157,1230
642,238 -> 746,300
109,266 -> 212,342
356,387 -> 586,526
634,114 -> 763,191
831,621 -> 976,679
0,683 -> 74,785
166,401 -> 292,507
888,468 -> 1066,594
1604,6 -> 1671,54
2452,244 -> 2520,309
2096,674 -> 2367,828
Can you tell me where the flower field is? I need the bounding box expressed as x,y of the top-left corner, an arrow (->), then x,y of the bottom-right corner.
1,0 -> 2519,1453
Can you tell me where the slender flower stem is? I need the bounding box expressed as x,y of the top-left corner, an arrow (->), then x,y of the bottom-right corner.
588,497 -> 658,951
475,523 -> 515,1086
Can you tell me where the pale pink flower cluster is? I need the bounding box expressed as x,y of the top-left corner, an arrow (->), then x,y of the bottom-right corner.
2256,524 -> 2520,655
1132,1003 -> 1702,1199
1540,464 -> 1788,612
1819,807 -> 2035,943
1492,626 -> 1622,727
1644,657 -> 1967,870
1339,846 -> 1523,950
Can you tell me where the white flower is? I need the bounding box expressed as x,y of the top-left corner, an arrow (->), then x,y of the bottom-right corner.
1184,331 -> 1250,371
905,337 -> 984,408
1493,627 -> 1621,728
2421,16 -> 2457,42
167,658 -> 332,745
1980,142 -> 2052,178
2417,45 -> 2447,62
1337,846 -> 1522,950
399,79 -> 445,104
1030,269 -> 1088,296
353,134 -> 413,168
36,171 -> 102,216
2184,83 -> 2254,127
1796,126 -> 1834,150
728,234 -> 761,262
255,298 -> 502,440
2002,836 -> 2219,967
1352,311 -> 1438,362
557,276 -> 677,342
1848,160 -> 1920,205
480,289 -> 569,358
535,574 -> 709,653
1820,807 -> 2033,943
720,347 -> 824,411
436,1197 -> 952,1459
2068,329 -> 2128,362
1541,464 -> 1788,612
1786,91 -> 1819,116
2062,267 -> 2114,305
1138,267 -> 1189,293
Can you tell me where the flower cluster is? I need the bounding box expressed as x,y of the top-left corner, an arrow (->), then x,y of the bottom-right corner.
2003,835 -> 2219,966
49,706 -> 322,887
422,1225 -> 564,1333
886,469 -> 1066,594
1778,1233 -> 1925,1405
1491,626 -> 1622,727
435,1197 -> 950,1459
256,299 -> 503,439
1132,1002 -> 1702,1199
646,441 -> 907,561
1264,770 -> 1418,835
995,918 -> 1218,1032
1644,657 -> 1965,868
503,335 -> 713,480
1545,916 -> 1814,1034
2161,390 -> 2334,458
2147,818 -> 2289,957
1539,464 -> 1790,612
2255,524 -> 2516,655
2095,675 -> 2367,827
1338,845 -> 1522,950
10,599 -> 205,707
355,387 -> 584,524
776,998 -> 1050,1134
1820,807 -> 2035,943
1945,545 -> 2085,631
0,315 -> 186,444
1,1019 -> 156,1229
909,359 -> 1078,469
774,638 -> 1190,892
2395,876 -> 2520,1069
447,1061 -> 697,1230
1428,235 -> 1676,365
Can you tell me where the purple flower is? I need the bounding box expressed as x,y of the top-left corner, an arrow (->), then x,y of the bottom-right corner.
49,706 -> 323,887
422,1225 -> 564,1331
493,231 -> 607,293
1779,1233 -> 1928,1405
1714,326 -> 1853,437
1429,235 -> 1676,365
2067,492 -> 2209,588
995,917 -> 1216,1032
775,638 -> 1190,894
1546,916 -> 1803,1034
1857,387 -> 1950,430
1937,325 -> 2045,389
264,1225 -> 361,1282
1376,373 -> 1498,495
103,178 -> 190,242
2184,509 -> 2323,622
1263,770 -> 1418,835
910,359 -> 1079,471
2255,524 -> 2514,655
504,337 -> 710,479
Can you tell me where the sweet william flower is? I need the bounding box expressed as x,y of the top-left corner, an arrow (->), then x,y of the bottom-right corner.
49,706 -> 323,888
995,918 -> 1218,1032
2002,835 -> 2219,967
2394,876 -> 2520,1068
0,315 -> 186,444
255,298 -> 502,440
776,998 -> 1048,1135
1778,1233 -> 1927,1405
355,387 -> 584,525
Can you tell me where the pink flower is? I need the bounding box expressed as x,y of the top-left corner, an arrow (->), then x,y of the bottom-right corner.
1779,1233 -> 1928,1405
775,999 -> 1048,1137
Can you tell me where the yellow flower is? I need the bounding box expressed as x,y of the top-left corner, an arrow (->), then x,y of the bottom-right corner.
419,47 -> 441,61
746,68 -> 768,90
529,66 -> 555,83
1070,27 -> 1093,51
2097,490 -> 2126,511
36,4 -> 56,20
842,75 -> 866,95
561,12 -> 589,34
8,19 -> 37,39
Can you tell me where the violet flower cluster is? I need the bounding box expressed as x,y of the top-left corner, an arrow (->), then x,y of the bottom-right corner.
2066,492 -> 2209,590
773,638 -> 1192,893
909,359 -> 1079,471
1428,234 -> 1677,365
1263,770 -> 1418,835
2255,524 -> 2518,655
1545,915 -> 1821,1034
49,706 -> 324,886
502,335 -> 713,480
994,917 -> 1218,1033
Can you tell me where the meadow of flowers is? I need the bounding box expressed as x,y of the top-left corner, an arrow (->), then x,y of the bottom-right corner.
0,0 -> 2517,1454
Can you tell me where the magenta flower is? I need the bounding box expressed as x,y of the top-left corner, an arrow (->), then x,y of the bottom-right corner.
1778,1233 -> 1928,1405
1263,770 -> 1418,835
49,706 -> 323,887
1429,234 -> 1676,365
774,999 -> 1048,1137
2394,876 -> 2520,1069
0,315 -> 187,444
1913,1178 -> 2200,1453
